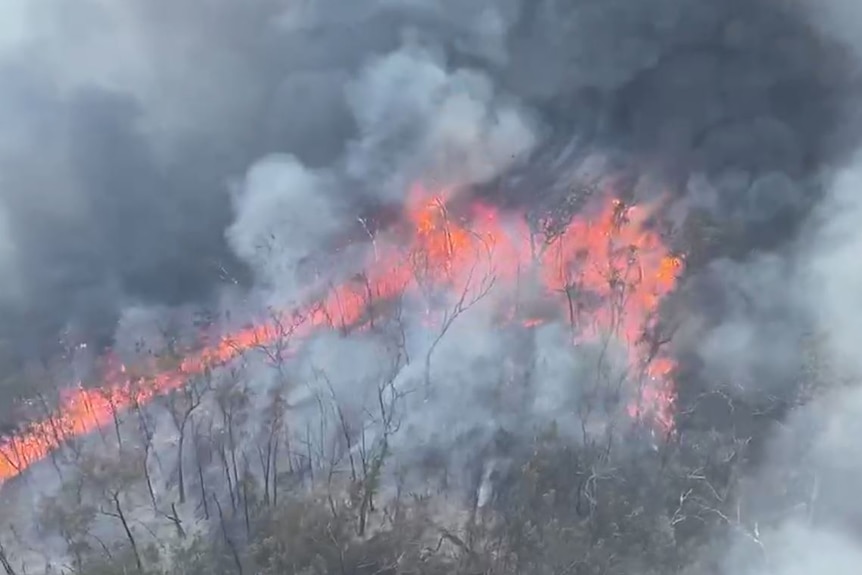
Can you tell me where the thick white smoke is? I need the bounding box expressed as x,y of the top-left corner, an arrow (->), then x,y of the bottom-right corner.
226,155 -> 342,302
344,38 -> 539,197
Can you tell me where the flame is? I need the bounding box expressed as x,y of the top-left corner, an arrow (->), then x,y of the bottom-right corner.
0,186 -> 683,483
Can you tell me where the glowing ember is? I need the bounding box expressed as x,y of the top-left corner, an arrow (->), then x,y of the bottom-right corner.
0,186 -> 683,483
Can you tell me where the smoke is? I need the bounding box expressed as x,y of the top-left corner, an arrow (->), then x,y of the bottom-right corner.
717,152 -> 862,575
0,204 -> 20,302
223,36 -> 541,304
679,0 -> 862,566
344,38 -> 539,197
798,157 -> 862,377
226,155 -> 343,301
803,0 -> 862,62
3,0 -> 862,570
0,0 -> 850,360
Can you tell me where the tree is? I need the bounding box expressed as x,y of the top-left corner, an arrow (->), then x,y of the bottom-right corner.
213,368 -> 251,513
163,371 -> 210,505
38,476 -> 100,572
77,448 -> 153,573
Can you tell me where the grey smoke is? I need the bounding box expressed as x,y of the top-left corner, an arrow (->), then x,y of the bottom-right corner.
0,0 -> 852,358
2,0 -> 862,571
692,34 -> 862,574
344,38 -> 539,197
682,253 -> 804,396
274,301 -> 635,499
673,7 -> 862,572
716,374 -> 862,575
226,155 -> 343,302
798,156 -> 862,378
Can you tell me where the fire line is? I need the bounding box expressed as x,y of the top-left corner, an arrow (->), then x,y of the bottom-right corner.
0,187 -> 683,483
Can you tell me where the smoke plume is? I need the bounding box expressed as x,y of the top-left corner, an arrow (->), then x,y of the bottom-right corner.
2,0 -> 862,573
0,0 -> 852,358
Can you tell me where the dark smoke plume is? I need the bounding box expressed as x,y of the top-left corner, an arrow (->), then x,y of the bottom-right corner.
0,0 -> 855,363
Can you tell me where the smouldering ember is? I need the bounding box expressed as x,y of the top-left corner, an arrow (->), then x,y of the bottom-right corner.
0,186 -> 683,483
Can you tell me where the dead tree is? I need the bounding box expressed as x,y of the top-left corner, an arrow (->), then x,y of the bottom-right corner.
213,494 -> 244,575
165,371 -> 210,504
101,490 -> 144,574
0,540 -> 17,575
192,415 -> 214,520
356,359 -> 405,536
417,234 -> 497,397
256,390 -> 285,507
127,378 -> 159,510
78,449 -> 147,574
214,368 -> 250,512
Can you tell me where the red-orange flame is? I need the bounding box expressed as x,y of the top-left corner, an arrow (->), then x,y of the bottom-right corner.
0,187 -> 683,482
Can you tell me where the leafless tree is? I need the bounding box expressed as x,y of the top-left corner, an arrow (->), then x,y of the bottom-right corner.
163,371 -> 211,505
256,389 -> 285,508
213,367 -> 250,512
192,414 -> 215,520
126,376 -> 160,510
0,543 -> 15,575
80,450 -> 147,573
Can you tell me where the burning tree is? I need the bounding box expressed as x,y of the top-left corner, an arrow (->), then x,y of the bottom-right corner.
0,184 -> 688,575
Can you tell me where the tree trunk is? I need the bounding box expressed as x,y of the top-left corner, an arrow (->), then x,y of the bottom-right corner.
177,427 -> 187,504
197,450 -> 210,520
0,542 -> 17,575
213,495 -> 243,575
113,493 -> 143,574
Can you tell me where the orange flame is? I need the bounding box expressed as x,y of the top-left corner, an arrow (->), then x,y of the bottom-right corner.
0,186 -> 683,483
